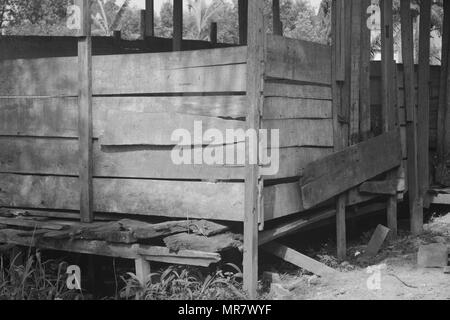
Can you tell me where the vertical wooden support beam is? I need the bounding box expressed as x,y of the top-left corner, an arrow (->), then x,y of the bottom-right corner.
360,0 -> 371,141
332,0 -> 348,261
210,22 -> 217,45
173,0 -> 183,51
381,0 -> 398,237
272,0 -> 282,36
135,258 -> 151,284
437,1 -> 450,167
243,0 -> 264,299
135,258 -> 151,300
349,0 -> 361,145
238,0 -> 248,45
418,0 -> 431,199
76,0 -> 93,223
145,0 -> 155,37
400,0 -> 423,235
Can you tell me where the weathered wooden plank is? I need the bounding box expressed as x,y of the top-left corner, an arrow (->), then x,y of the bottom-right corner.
401,0 -> 423,235
163,232 -> 242,253
359,180 -> 398,195
263,242 -> 337,277
263,97 -> 332,120
264,82 -> 332,100
0,229 -> 221,267
263,119 -> 334,148
0,96 -> 248,138
418,0 -> 431,197
0,217 -> 67,231
0,174 -> 245,221
77,0 -> 93,223
265,34 -> 332,85
0,47 -> 247,96
100,111 -> 246,146
299,130 -> 402,210
360,0 -> 371,140
0,138 -> 333,180
349,0 -> 361,144
243,0 -> 264,299
263,182 -> 302,221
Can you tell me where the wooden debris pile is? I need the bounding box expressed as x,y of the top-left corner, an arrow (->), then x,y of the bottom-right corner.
0,208 -> 242,254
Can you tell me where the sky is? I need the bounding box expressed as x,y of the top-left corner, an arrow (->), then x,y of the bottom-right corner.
120,0 -> 323,14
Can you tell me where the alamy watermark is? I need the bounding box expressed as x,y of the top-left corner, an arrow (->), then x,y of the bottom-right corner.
171,121 -> 280,176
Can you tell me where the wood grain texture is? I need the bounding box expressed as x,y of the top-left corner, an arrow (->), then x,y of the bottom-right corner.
299,130 -> 402,210
0,174 -> 245,221
0,96 -> 248,138
264,82 -> 332,100
0,47 -> 247,96
263,97 -> 332,120
265,34 -> 331,85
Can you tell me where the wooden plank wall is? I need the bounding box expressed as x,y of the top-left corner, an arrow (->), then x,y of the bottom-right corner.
370,62 -> 441,190
0,47 -> 250,221
262,35 -> 334,221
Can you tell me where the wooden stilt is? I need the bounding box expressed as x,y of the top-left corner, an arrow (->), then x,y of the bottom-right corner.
135,258 -> 151,300
381,0 -> 398,237
400,0 -> 423,235
135,258 -> 151,284
418,0 -> 431,204
76,0 -> 93,224
437,1 -> 450,168
332,0 -> 349,260
336,195 -> 347,260
272,0 -> 282,36
238,0 -> 248,45
173,0 -> 183,51
243,0 -> 264,299
360,0 -> 371,141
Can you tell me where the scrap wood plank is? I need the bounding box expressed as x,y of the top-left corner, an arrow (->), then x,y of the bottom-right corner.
359,180 -> 398,195
263,242 -> 337,277
364,224 -> 391,257
163,232 -> 243,253
0,229 -> 221,267
0,217 -> 68,231
299,129 -> 402,210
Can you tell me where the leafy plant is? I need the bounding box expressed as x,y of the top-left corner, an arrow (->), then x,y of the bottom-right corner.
120,263 -> 246,300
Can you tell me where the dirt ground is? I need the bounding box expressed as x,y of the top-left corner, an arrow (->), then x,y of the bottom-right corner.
263,212 -> 450,300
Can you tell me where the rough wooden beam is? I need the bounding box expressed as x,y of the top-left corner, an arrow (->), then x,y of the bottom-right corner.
360,0 -> 372,140
418,0 -> 431,197
243,0 -> 264,299
0,229 -> 221,267
299,130 -> 402,210
263,242 -> 337,277
359,180 -> 398,195
401,0 -> 423,235
173,0 -> 183,51
76,0 -> 93,224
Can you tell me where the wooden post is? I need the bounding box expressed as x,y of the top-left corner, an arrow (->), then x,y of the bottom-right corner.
272,0 -> 282,36
238,0 -> 248,45
418,0 -> 431,200
437,1 -> 450,169
210,22 -> 217,45
243,0 -> 264,299
381,0 -> 398,237
400,0 -> 423,235
349,0 -> 361,145
76,0 -> 93,223
145,0 -> 155,37
173,0 -> 183,51
135,258 -> 151,300
332,0 -> 348,261
360,0 -> 371,141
